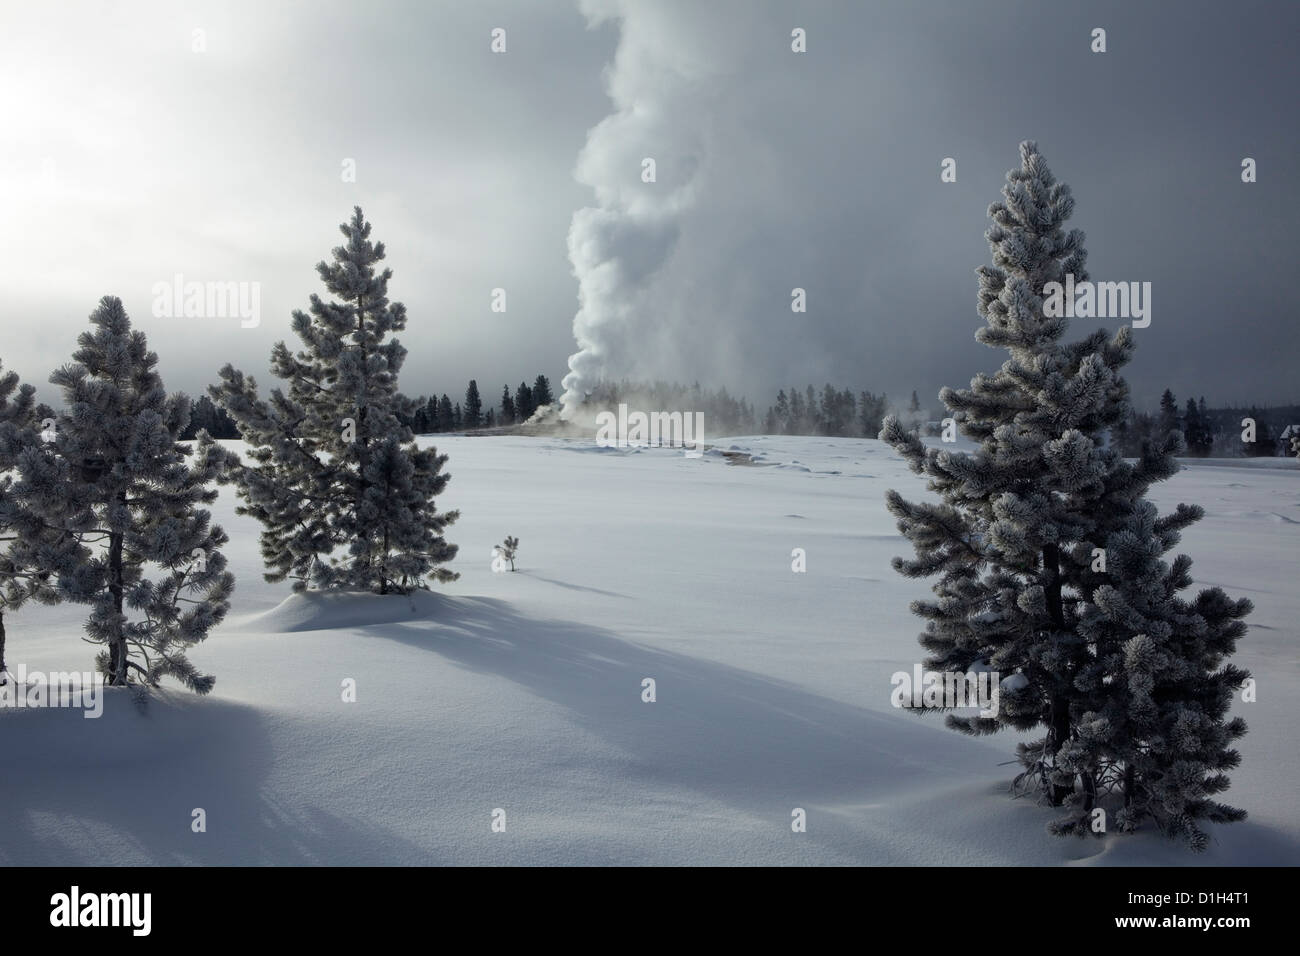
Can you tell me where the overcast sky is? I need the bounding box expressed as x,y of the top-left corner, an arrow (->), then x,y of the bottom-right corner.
1,0 -> 1295,415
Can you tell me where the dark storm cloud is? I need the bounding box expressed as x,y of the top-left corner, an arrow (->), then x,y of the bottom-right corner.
1,0 -> 1294,413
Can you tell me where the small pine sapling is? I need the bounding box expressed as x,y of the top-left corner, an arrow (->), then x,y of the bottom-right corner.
494,536 -> 519,572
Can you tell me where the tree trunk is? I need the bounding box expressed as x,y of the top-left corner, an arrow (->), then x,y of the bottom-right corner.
1043,542 -> 1065,628
1043,543 -> 1074,805
1047,693 -> 1072,805
108,496 -> 127,685
355,296 -> 372,581
0,609 -> 7,683
1081,769 -> 1097,813
1123,764 -> 1135,808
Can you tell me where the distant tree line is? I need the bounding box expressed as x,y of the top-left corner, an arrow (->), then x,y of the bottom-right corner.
1112,389 -> 1300,458
180,373 -> 561,438
182,370 -> 1296,456
401,374 -> 555,433
762,385 -> 907,438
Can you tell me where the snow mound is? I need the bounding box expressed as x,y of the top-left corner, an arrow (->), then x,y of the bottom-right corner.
234,589 -> 446,633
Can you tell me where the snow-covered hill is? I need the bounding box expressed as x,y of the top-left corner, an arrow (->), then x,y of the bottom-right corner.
2,435 -> 1296,865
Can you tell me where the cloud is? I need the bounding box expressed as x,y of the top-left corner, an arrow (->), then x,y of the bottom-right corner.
1,0 -> 1295,413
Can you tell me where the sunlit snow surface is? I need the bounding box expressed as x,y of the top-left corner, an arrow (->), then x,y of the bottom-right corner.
2,435 -> 1296,865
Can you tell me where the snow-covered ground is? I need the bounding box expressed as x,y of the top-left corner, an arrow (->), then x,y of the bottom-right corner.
2,435 -> 1296,866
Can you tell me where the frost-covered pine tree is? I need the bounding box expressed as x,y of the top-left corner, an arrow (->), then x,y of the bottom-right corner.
28,297 -> 237,692
0,361 -> 63,682
212,207 -> 459,594
880,141 -> 1251,849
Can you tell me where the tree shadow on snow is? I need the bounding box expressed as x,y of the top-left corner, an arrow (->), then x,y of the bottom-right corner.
361,593 -> 1011,864
363,593 -> 1300,866
0,692 -> 431,866
512,569 -> 633,599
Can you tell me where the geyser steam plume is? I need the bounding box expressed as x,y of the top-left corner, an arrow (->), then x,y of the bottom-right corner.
559,0 -> 726,417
